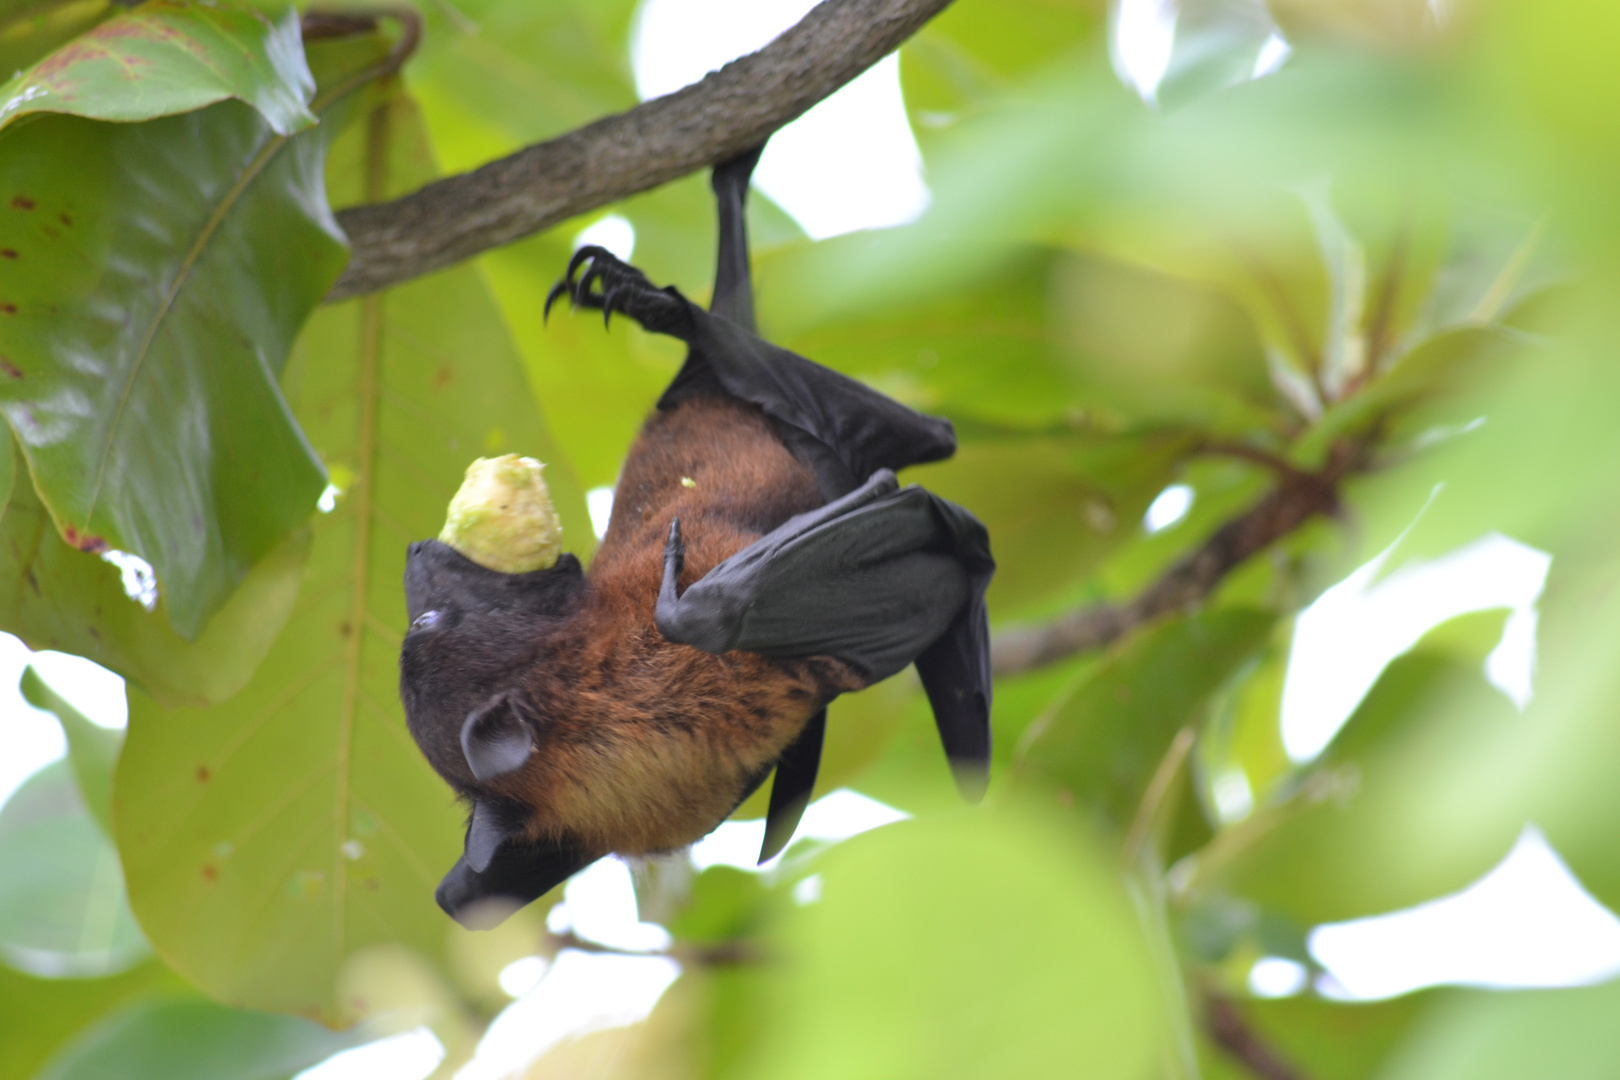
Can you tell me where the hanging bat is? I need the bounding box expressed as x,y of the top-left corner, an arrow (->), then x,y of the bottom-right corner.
399,147 -> 994,928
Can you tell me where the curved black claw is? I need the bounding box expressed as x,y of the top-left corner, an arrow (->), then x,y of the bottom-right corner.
542,245 -> 694,338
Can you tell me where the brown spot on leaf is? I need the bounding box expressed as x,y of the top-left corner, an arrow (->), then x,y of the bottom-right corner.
0,304 -> 15,315
0,249 -> 15,260
57,213 -> 71,227
41,226 -> 56,240
201,864 -> 217,881
10,196 -> 33,210
365,877 -> 380,891
62,524 -> 107,553
433,365 -> 452,389
196,765 -> 211,783
338,620 -> 352,638
0,358 -> 22,379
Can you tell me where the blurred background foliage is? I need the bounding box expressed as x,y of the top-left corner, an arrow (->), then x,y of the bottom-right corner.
1,0 -> 1618,1077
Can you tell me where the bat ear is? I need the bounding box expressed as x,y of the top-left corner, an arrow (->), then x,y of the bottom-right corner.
464,801 -> 518,873
461,693 -> 534,782
439,817 -> 597,930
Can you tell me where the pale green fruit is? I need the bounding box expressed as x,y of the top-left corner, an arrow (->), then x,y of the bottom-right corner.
438,455 -> 563,574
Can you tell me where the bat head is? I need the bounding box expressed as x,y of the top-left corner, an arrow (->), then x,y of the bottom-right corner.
399,539 -> 584,792
400,538 -> 598,927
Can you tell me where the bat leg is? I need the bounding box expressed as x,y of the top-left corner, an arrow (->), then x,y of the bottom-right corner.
758,707 -> 826,863
545,246 -> 693,337
710,145 -> 765,331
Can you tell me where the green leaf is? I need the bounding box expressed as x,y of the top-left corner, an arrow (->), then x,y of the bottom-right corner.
0,444 -> 310,706
34,996 -> 355,1080
22,664 -> 121,837
729,806 -> 1164,1080
0,0 -> 315,135
0,958 -> 179,1080
0,63 -> 354,638
115,81 -> 587,1022
1211,637 -> 1526,924
1201,991 -> 1432,1080
1156,0 -> 1281,111
667,866 -> 770,946
0,760 -> 147,978
1017,608 -> 1277,830
1378,982 -> 1620,1080
915,431 -> 1196,621
0,1 -> 111,83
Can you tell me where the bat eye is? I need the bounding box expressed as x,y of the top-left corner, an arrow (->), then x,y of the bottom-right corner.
410,609 -> 443,633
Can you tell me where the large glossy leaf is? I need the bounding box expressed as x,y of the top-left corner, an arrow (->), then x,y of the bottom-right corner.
727,807 -> 1163,1080
0,1 -> 314,135
0,760 -> 147,978
0,75 -> 347,638
0,442 -> 310,706
34,996 -> 354,1080
115,79 -> 588,1022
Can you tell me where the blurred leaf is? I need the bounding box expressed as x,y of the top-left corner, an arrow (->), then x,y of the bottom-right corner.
0,443 -> 310,707
911,431 -> 1192,621
667,866 -> 769,947
1211,622 -> 1526,923
0,957 -> 178,1080
0,760 -> 147,978
0,79 -> 351,638
1200,991 -> 1432,1080
1156,0 -> 1281,111
115,75 -> 586,1022
727,806 -> 1163,1080
0,0 -> 111,80
1378,981 -> 1620,1080
410,0 -> 638,154
34,995 -> 355,1080
1019,608 -> 1276,830
22,664 -> 120,837
904,0 -> 1105,120
0,0 -> 314,135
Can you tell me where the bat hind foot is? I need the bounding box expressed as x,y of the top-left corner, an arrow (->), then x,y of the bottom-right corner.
545,246 -> 692,337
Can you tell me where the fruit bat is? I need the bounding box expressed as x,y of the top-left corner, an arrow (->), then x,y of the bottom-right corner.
399,146 -> 995,928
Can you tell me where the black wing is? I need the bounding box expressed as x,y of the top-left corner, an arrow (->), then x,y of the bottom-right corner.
758,707 -> 826,863
657,469 -> 994,798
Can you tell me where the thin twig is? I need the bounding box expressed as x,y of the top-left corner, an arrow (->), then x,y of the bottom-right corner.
990,444 -> 1361,677
1122,727 -> 1196,872
1205,994 -> 1308,1080
544,930 -> 763,968
326,0 -> 955,299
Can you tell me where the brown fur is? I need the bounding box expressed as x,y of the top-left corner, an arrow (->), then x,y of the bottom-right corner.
486,397 -> 861,856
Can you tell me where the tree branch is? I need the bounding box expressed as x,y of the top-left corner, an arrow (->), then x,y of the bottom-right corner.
1205,995 -> 1308,1080
326,0 -> 955,300
991,445 -> 1365,677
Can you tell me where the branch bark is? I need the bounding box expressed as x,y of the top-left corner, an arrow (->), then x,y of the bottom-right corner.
990,449 -> 1362,677
327,0 -> 955,300
1205,995 -> 1308,1080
